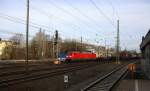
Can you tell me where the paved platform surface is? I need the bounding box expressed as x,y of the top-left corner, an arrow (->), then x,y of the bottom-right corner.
112,80 -> 150,91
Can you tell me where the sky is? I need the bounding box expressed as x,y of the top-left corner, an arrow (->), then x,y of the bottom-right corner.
0,0 -> 150,51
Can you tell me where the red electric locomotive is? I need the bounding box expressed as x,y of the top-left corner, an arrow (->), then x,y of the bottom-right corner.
66,52 -> 96,61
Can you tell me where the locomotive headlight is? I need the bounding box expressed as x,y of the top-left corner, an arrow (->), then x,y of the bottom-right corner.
66,56 -> 72,58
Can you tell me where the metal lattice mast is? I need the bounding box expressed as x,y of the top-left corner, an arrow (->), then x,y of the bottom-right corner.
116,20 -> 120,63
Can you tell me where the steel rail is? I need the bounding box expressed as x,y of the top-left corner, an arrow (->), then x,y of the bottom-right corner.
81,64 -> 128,91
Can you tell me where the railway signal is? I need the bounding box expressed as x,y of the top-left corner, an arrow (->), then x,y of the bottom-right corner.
53,30 -> 60,64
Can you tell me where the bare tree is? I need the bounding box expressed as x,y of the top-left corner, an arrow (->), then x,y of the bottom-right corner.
30,29 -> 51,59
60,39 -> 87,53
9,34 -> 25,59
10,34 -> 24,47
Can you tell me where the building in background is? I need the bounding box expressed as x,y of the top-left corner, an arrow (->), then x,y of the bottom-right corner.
140,29 -> 150,79
85,44 -> 115,57
0,40 -> 13,60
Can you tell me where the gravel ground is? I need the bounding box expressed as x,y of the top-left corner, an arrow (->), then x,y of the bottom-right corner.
0,62 -> 124,91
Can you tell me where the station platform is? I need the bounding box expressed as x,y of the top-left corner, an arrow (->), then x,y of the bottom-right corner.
112,80 -> 150,91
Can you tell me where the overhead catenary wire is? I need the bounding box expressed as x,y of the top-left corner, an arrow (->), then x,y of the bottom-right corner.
0,28 -> 77,43
29,3 -> 96,39
50,0 -> 115,44
24,3 -> 85,37
0,13 -> 54,34
0,28 -> 34,37
3,0 -> 115,46
0,13 -> 84,43
45,0 -> 116,44
62,0 -> 107,36
88,0 -> 118,49
0,13 -> 50,29
29,0 -> 112,42
89,0 -> 116,27
47,0 -> 102,35
105,0 -> 120,19
0,14 -> 50,34
0,12 -> 88,43
99,0 -> 116,26
16,0 -> 108,45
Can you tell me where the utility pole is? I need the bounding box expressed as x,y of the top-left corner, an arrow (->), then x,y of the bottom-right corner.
26,0 -> 29,68
42,29 -> 45,60
38,28 -> 42,59
104,38 -> 107,58
0,38 -> 2,60
116,20 -> 120,63
75,40 -> 77,51
106,45 -> 110,58
81,36 -> 82,52
81,36 -> 82,45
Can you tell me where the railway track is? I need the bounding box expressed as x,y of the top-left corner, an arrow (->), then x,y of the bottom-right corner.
81,64 -> 128,91
0,61 -> 53,69
0,62 -> 102,87
0,62 -> 101,77
0,61 -> 113,77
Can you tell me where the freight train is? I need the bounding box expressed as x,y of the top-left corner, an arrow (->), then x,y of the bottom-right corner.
58,51 -> 140,62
